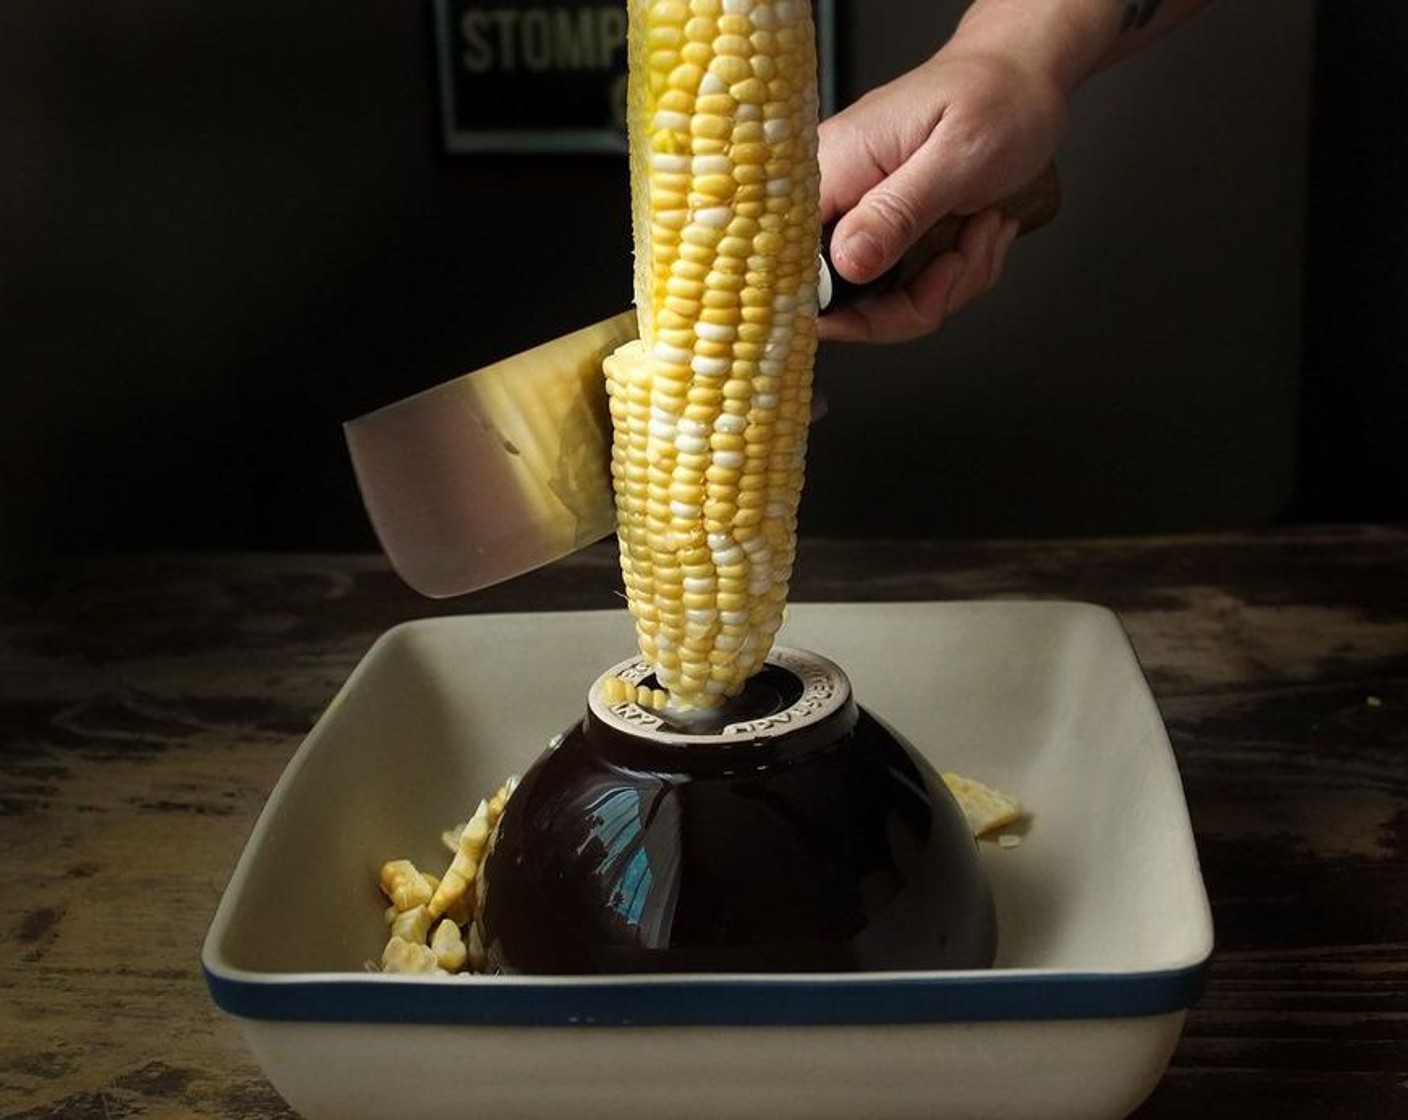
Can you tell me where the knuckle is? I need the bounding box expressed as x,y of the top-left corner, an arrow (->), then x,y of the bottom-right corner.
861,187 -> 922,251
892,293 -> 946,343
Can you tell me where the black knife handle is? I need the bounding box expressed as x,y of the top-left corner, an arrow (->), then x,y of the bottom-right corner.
817,163 -> 1061,313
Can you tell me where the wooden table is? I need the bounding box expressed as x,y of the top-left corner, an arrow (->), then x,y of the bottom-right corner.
2,527 -> 1405,1118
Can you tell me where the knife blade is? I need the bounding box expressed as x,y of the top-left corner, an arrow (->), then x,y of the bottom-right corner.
345,311 -> 635,599
346,165 -> 1059,598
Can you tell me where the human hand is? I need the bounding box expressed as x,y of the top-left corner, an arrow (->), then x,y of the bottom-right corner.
817,47 -> 1069,343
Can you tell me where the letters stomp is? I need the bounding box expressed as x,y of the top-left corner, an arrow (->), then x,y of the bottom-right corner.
440,1 -> 630,147
460,6 -> 627,74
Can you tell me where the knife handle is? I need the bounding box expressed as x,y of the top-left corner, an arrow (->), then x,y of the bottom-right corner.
818,163 -> 1060,313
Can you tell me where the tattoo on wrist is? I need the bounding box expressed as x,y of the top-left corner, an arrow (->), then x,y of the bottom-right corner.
1121,0 -> 1163,32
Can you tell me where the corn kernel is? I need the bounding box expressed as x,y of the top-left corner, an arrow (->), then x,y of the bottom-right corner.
378,859 -> 433,912
381,935 -> 440,975
430,918 -> 468,973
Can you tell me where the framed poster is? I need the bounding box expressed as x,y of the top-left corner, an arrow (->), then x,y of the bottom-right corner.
434,0 -> 837,155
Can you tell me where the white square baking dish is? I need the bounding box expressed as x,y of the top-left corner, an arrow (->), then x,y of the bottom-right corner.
203,601 -> 1212,1119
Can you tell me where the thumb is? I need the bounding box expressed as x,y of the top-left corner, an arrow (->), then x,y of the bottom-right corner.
829,127 -> 972,285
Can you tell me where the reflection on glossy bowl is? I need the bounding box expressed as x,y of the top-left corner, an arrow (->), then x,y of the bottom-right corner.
479,648 -> 996,974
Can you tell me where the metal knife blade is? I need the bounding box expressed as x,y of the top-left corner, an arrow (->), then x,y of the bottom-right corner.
345,311 -> 636,598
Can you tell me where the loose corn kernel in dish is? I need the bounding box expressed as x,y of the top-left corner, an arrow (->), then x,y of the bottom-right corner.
431,918 -> 468,973
487,779 -> 515,819
389,903 -> 433,946
381,935 -> 441,975
378,858 -> 434,912
373,777 -> 517,975
942,771 -> 1026,838
604,0 -> 823,713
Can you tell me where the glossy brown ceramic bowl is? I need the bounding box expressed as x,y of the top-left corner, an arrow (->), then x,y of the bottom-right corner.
478,648 -> 996,974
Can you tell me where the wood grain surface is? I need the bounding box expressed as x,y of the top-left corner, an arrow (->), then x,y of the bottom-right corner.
1,527 -> 1405,1118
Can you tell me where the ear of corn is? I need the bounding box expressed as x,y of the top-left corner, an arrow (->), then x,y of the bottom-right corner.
605,0 -> 822,711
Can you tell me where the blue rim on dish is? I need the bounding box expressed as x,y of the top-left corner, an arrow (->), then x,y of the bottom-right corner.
202,957 -> 1211,1027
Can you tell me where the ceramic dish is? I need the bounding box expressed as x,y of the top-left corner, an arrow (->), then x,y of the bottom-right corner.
203,601 -> 1212,1120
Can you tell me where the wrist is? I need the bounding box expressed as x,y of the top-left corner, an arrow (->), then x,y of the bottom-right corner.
947,0 -> 1123,97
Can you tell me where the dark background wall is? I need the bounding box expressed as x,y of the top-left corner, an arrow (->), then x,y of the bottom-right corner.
0,2 -> 1401,583
812,0 -> 1310,537
1295,2 -> 1408,524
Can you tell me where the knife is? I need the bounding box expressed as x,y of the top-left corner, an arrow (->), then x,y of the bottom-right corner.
346,165 -> 1059,598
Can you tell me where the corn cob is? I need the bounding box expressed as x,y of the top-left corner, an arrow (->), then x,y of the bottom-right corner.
605,0 -> 822,711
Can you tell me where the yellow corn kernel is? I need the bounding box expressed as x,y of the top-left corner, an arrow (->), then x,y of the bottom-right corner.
430,918 -> 468,973
380,935 -> 440,975
604,675 -> 633,704
389,903 -> 433,945
442,892 -> 473,930
488,776 -> 518,820
942,771 -> 1026,837
378,859 -> 433,912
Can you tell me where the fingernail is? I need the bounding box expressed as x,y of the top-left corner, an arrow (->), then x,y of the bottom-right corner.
839,230 -> 882,278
